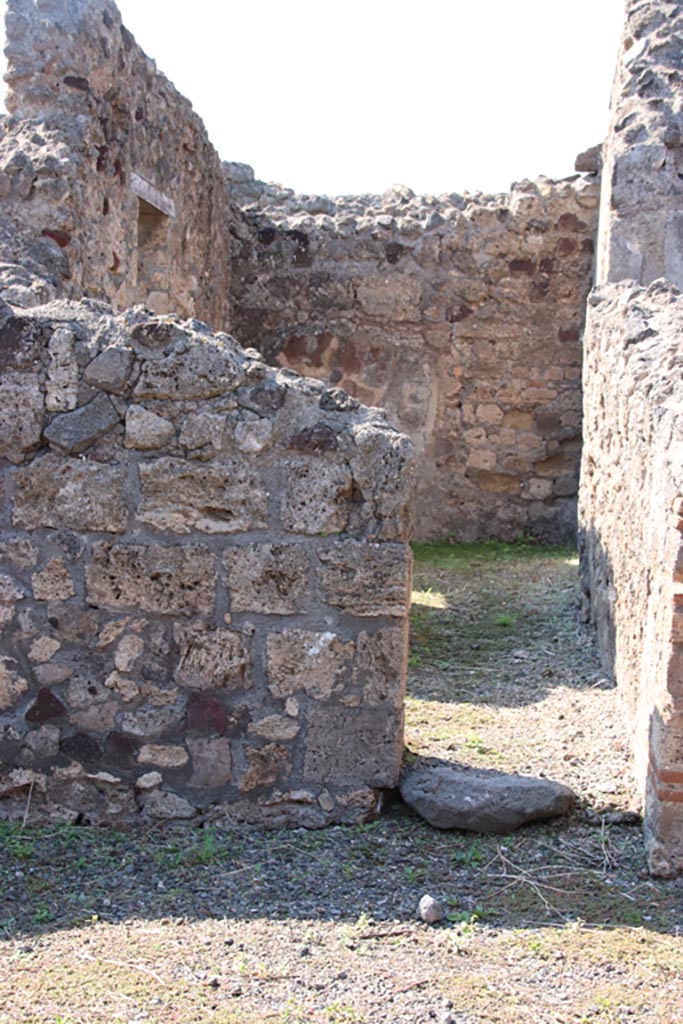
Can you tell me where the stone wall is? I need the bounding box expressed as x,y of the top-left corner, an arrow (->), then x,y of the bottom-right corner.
1,0 -> 230,327
227,169 -> 599,542
580,0 -> 683,874
0,298 -> 414,826
596,0 -> 683,289
579,281 -> 683,875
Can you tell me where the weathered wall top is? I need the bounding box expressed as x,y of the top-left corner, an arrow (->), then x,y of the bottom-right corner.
597,0 -> 683,287
1,0 -> 230,326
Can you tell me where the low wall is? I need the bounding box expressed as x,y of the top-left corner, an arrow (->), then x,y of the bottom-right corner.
228,171 -> 598,542
0,298 -> 414,826
1,0 -> 230,327
579,280 -> 683,875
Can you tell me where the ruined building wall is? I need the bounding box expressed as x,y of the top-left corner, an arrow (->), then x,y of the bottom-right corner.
580,283 -> 683,875
579,0 -> 683,874
596,0 -> 683,288
228,171 -> 598,543
0,299 -> 414,826
1,0 -> 230,327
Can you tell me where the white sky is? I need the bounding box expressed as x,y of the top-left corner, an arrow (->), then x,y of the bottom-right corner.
1,0 -> 625,197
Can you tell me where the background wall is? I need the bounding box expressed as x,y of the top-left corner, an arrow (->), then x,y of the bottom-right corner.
228,169 -> 599,542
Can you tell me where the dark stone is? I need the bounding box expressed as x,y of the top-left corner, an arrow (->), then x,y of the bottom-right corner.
225,704 -> 251,737
556,237 -> 578,257
41,228 -> 71,248
43,393 -> 120,454
0,314 -> 38,372
574,144 -> 602,173
258,227 -> 277,245
26,688 -> 67,724
400,762 -> 575,833
558,325 -> 580,343
320,388 -> 360,413
539,257 -> 555,275
104,731 -> 139,768
530,278 -> 551,301
130,320 -> 186,348
63,75 -> 90,92
448,302 -> 473,323
96,145 -> 108,171
186,693 -> 227,735
61,732 -> 102,763
385,242 -> 404,265
289,423 -> 338,452
556,213 -> 587,233
508,258 -> 535,275
237,382 -> 286,414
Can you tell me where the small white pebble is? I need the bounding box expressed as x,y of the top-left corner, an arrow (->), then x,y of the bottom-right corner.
418,893 -> 444,924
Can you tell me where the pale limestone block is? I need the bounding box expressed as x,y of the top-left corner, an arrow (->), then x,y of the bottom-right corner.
87,542 -> 216,616
97,616 -> 147,649
303,705 -> 402,787
476,403 -> 504,426
114,634 -> 145,672
140,789 -> 196,819
72,701 -> 118,731
317,542 -> 411,617
124,404 -> 175,449
174,624 -> 251,691
28,636 -> 61,664
248,715 -> 300,741
139,683 -> 177,707
178,412 -> 226,451
13,455 -> 128,533
318,790 -> 335,812
0,375 -> 44,463
133,337 -> 245,400
104,671 -> 140,702
0,574 -> 25,625
187,737 -> 232,788
32,559 -> 74,601
526,477 -> 554,500
267,630 -> 353,699
354,625 -> 407,707
137,458 -> 268,534
136,771 -> 162,790
356,275 -> 422,321
234,418 -> 273,452
281,460 -> 352,535
138,744 -> 189,768
46,327 -> 79,412
223,543 -> 309,614
0,658 -> 29,711
35,663 -> 73,685
467,449 -> 496,471
239,743 -> 289,792
120,706 -> 182,737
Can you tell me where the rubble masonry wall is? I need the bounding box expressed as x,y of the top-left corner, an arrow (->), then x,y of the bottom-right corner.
579,0 -> 683,874
0,298 -> 414,826
227,171 -> 599,542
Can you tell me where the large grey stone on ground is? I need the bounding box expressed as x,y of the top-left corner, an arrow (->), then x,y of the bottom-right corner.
400,762 -> 574,833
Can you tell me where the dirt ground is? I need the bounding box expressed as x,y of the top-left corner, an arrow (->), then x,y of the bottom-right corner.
2,541 -> 683,1024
